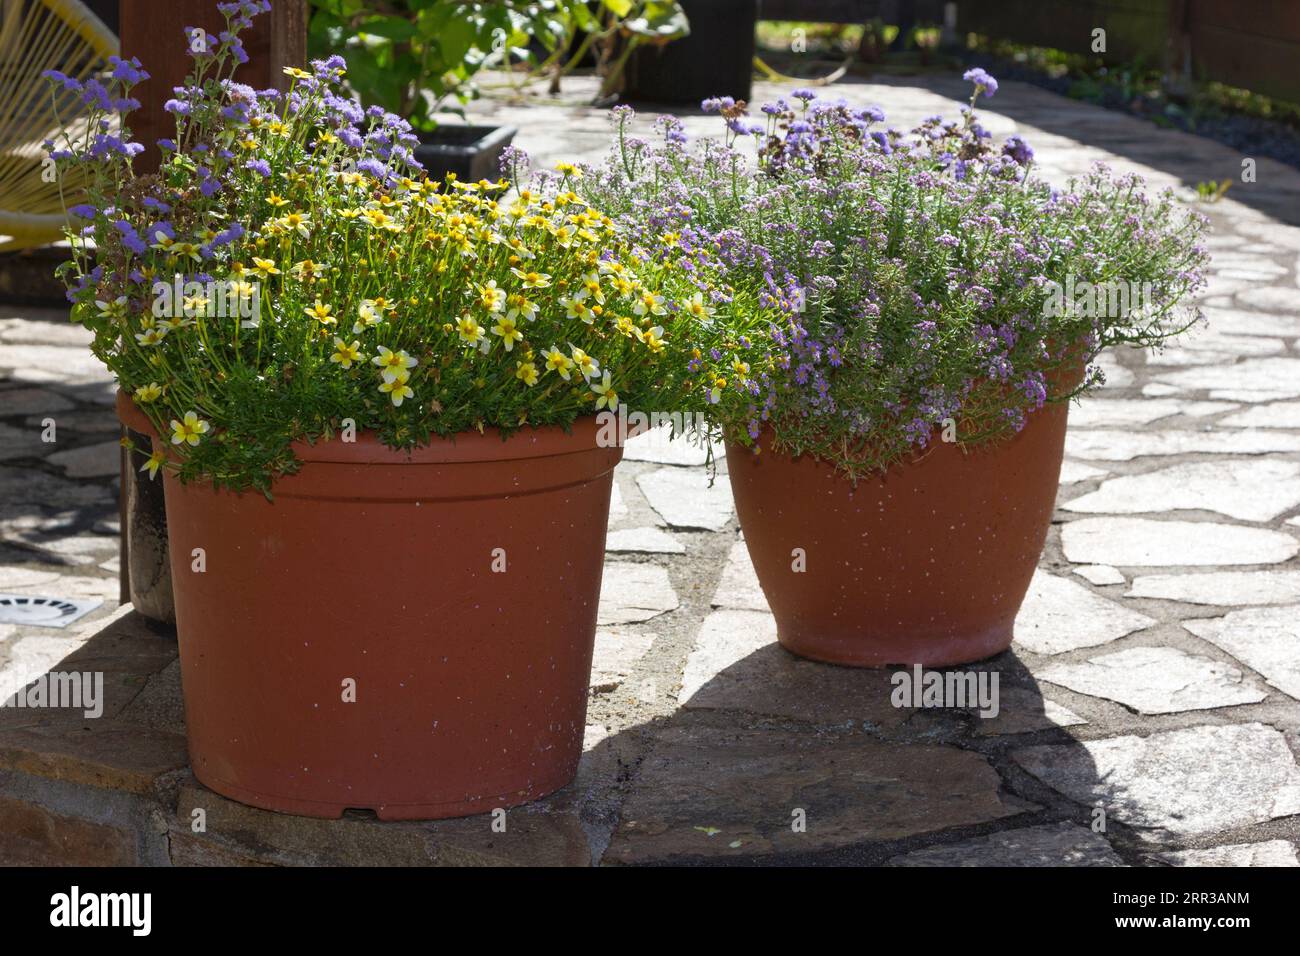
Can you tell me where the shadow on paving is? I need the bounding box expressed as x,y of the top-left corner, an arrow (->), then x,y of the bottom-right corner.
0,609 -> 1130,867
589,639 -> 1115,866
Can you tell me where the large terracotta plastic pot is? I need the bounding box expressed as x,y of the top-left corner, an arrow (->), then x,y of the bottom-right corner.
117,393 -> 620,819
725,397 -> 1074,668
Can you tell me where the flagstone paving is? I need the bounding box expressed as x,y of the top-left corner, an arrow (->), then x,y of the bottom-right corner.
2,72 -> 1300,866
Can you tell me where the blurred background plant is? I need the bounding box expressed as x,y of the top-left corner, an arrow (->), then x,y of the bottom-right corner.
304,0 -> 688,129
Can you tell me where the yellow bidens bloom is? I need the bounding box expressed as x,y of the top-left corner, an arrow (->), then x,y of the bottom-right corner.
570,346 -> 600,381
515,360 -> 539,386
96,296 -> 128,320
170,411 -> 210,446
354,300 -> 383,333
133,382 -> 163,403
476,279 -> 506,313
543,345 -> 573,380
562,296 -> 594,325
304,300 -> 335,326
140,449 -> 167,480
457,315 -> 485,346
590,372 -> 618,411
379,377 -> 414,406
251,257 -> 281,279
633,290 -> 666,317
638,325 -> 666,354
491,316 -> 524,352
510,268 -> 551,289
290,259 -> 328,280
684,291 -> 716,322
371,345 -> 417,382
283,66 -> 312,80
330,338 -> 363,369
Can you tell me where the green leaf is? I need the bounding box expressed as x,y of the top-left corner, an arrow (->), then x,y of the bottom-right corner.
624,1 -> 689,39
357,15 -> 417,42
601,0 -> 634,17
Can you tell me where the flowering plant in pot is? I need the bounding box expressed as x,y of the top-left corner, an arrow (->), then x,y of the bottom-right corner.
582,72 -> 1210,666
44,1 -> 766,818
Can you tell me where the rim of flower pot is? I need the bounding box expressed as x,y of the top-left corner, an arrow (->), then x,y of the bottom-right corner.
115,389 -> 619,466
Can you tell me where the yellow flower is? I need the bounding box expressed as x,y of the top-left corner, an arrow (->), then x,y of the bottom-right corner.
304,300 -> 335,325
251,257 -> 280,279
555,161 -> 582,178
639,325 -> 666,354
135,327 -> 167,347
562,296 -> 594,325
510,268 -> 551,289
515,360 -> 539,387
133,382 -> 163,403
371,345 -> 418,382
476,279 -> 506,313
685,292 -> 716,322
457,315 -> 485,346
139,449 -> 167,480
590,371 -> 618,411
280,212 -> 311,238
570,346 -> 600,381
169,411 -> 210,446
363,208 -> 398,231
290,259 -> 328,280
329,337 -> 363,369
543,346 -> 573,380
354,300 -> 383,333
282,66 -> 312,80
379,377 -> 414,406
633,290 -> 666,317
266,193 -> 290,208
581,274 -> 606,304
732,357 -> 750,378
491,315 -> 523,352
95,296 -> 128,320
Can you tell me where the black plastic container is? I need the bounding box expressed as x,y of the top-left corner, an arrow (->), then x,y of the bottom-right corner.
624,0 -> 758,105
413,125 -> 518,183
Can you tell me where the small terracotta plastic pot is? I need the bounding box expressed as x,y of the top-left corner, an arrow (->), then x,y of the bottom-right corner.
117,393 -> 620,819
725,397 -> 1074,668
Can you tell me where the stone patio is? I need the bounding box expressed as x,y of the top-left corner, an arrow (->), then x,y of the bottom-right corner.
2,73 -> 1299,866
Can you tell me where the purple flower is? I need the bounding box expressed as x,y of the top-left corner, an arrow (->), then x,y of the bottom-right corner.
1002,134 -> 1034,166
962,67 -> 999,97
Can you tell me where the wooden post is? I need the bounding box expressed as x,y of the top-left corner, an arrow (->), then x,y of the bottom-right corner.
115,0 -> 306,614
120,0 -> 307,174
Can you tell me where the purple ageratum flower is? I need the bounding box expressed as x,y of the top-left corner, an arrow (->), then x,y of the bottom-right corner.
1002,134 -> 1034,166
244,159 -> 271,177
108,56 -> 149,85
184,27 -> 217,57
312,54 -> 347,78
962,67 -> 999,97
41,69 -> 82,93
157,138 -> 177,152
701,96 -> 736,114
68,204 -> 97,219
790,88 -> 817,103
356,158 -> 389,180
164,98 -> 192,116
142,197 -> 171,213
112,219 -> 147,256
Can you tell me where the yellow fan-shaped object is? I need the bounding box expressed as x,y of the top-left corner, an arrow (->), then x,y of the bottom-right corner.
0,0 -> 118,250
